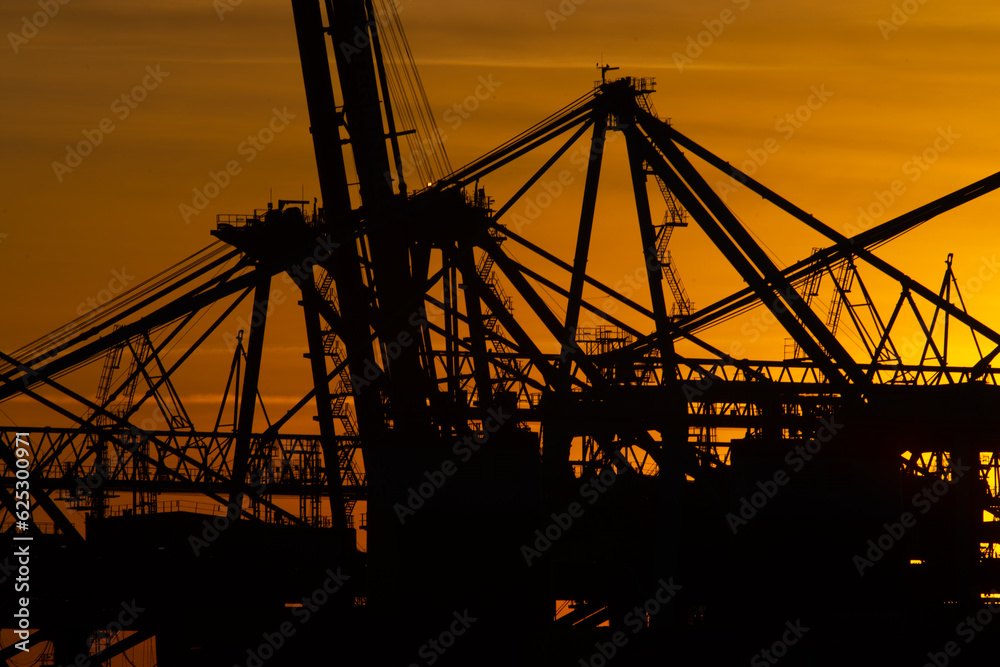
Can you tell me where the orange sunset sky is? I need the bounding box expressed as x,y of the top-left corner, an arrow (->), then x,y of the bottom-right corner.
4,0 -> 1000,432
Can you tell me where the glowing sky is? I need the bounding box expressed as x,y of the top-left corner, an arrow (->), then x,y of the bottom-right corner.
4,0 -> 1000,430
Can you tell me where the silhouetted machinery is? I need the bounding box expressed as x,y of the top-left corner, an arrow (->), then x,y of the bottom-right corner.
3,1 -> 1000,665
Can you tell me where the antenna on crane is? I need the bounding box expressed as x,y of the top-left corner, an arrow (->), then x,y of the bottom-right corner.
598,62 -> 619,84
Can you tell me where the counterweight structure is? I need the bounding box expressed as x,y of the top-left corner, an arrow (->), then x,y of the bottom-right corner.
3,1 -> 1000,665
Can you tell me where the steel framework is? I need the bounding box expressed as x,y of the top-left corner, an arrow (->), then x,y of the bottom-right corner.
3,1 -> 1000,664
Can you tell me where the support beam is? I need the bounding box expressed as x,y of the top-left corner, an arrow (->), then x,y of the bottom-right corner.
625,126 -> 674,366
230,275 -> 271,506
0,264 -> 260,403
867,290 -> 907,380
626,125 -> 851,388
457,247 -> 495,408
0,433 -> 81,540
440,97 -> 597,190
290,0 -> 354,217
642,121 -> 867,386
329,0 -> 394,207
296,274 -> 349,530
562,112 -> 609,375
489,221 -> 655,319
663,120 -> 1000,374
491,119 -> 594,222
464,268 -> 561,389
481,239 -> 607,388
365,0 -> 407,195
292,0 -> 387,439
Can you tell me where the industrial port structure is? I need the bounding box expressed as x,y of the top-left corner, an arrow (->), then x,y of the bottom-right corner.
3,1 -> 1000,665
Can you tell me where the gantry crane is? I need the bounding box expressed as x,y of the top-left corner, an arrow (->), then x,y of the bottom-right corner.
3,1 -> 1000,664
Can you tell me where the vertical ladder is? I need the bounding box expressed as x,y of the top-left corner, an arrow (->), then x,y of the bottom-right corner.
826,259 -> 854,338
787,249 -> 824,360
637,86 -> 692,317
318,269 -> 364,524
649,171 -> 691,317
474,224 -> 517,397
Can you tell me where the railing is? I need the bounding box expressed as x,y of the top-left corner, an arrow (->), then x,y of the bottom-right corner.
631,76 -> 656,93
105,499 -> 236,518
104,500 -> 356,529
596,75 -> 656,94
523,392 -> 543,409
216,213 -> 259,226
1,520 -> 58,535
216,210 -> 323,227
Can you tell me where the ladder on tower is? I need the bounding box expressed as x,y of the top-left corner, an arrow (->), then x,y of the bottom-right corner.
826,259 -> 853,338
477,252 -> 498,331
661,251 -> 692,318
475,223 -> 518,397
317,269 -> 365,523
637,87 -> 693,318
79,327 -> 157,516
787,249 -> 825,360
650,174 -> 692,317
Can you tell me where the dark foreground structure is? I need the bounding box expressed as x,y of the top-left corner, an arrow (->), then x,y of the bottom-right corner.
3,2 -> 1000,665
